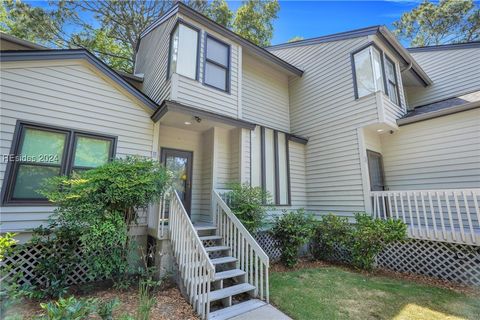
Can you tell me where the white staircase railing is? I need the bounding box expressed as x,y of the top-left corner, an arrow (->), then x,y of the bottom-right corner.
371,189 -> 480,245
213,190 -> 270,302
170,191 -> 216,319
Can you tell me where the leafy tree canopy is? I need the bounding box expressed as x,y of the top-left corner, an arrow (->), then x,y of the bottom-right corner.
287,36 -> 304,43
393,0 -> 480,47
1,0 -> 280,72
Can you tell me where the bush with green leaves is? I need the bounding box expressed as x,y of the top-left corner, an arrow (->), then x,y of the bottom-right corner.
348,213 -> 407,271
97,298 -> 120,320
39,296 -> 97,320
38,157 -> 171,288
270,209 -> 315,268
0,232 -> 17,261
227,183 -> 270,233
310,214 -> 351,261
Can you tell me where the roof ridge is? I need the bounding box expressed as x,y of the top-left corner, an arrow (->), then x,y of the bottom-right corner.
408,41 -> 480,52
266,25 -> 383,50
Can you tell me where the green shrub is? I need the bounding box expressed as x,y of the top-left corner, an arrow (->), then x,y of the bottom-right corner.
38,157 -> 171,289
97,298 -> 120,320
310,214 -> 351,260
136,281 -> 155,320
39,296 -> 97,320
270,209 -> 315,268
227,183 -> 270,233
0,232 -> 17,261
349,213 -> 407,271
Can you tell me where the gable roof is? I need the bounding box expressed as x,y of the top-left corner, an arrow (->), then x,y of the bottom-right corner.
0,49 -> 158,112
139,2 -> 303,77
407,41 -> 480,53
267,25 -> 432,87
0,32 -> 47,50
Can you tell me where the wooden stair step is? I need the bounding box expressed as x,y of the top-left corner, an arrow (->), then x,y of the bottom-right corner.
211,256 -> 237,265
194,225 -> 217,231
214,269 -> 246,281
205,245 -> 230,252
209,283 -> 256,302
208,299 -> 266,320
199,235 -> 222,241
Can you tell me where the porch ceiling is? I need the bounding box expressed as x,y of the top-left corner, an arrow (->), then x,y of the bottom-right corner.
152,100 -> 256,131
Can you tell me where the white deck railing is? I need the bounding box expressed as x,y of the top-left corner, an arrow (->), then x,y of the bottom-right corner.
371,189 -> 480,246
169,191 -> 215,319
213,190 -> 270,302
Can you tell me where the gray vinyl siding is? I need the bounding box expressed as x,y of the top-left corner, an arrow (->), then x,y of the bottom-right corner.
271,37 -> 381,217
135,14 -> 177,104
242,53 -> 290,131
381,109 -> 480,190
289,141 -> 307,209
0,61 -> 155,233
407,47 -> 480,108
174,14 -> 240,118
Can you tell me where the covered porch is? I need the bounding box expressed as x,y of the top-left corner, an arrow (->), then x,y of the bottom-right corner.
147,100 -> 254,238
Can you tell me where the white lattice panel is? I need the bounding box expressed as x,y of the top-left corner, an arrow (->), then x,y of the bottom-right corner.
254,232 -> 281,261
376,239 -> 480,286
1,242 -> 96,286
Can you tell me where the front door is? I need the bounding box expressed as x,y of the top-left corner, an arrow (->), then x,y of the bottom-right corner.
367,150 -> 385,191
367,150 -> 388,217
161,148 -> 193,216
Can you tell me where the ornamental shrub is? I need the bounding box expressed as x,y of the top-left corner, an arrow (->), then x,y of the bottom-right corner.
39,157 -> 171,286
39,296 -> 97,320
227,183 -> 270,233
310,214 -> 351,261
270,209 -> 315,268
348,213 -> 407,271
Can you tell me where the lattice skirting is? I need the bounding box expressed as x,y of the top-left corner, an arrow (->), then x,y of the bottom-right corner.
254,232 -> 281,261
376,239 -> 480,287
1,242 -> 96,287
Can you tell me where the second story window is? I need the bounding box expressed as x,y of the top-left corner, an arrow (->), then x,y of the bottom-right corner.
204,35 -> 230,92
384,57 -> 400,105
352,44 -> 401,106
169,23 -> 199,80
353,45 -> 384,98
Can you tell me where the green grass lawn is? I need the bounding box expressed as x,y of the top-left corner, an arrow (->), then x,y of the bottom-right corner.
270,266 -> 480,320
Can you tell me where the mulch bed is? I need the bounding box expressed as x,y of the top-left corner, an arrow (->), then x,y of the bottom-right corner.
7,284 -> 199,319
271,258 -> 480,296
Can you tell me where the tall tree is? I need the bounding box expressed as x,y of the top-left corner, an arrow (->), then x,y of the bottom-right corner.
1,0 -> 280,71
287,36 -> 304,43
393,0 -> 480,47
233,0 -> 279,47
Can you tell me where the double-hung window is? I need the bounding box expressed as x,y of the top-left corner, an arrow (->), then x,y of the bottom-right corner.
204,35 -> 230,92
169,22 -> 199,80
251,126 -> 290,205
352,44 -> 401,105
2,122 -> 116,204
384,57 -> 400,105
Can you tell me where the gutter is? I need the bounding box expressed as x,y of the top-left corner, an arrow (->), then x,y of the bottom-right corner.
397,101 -> 480,126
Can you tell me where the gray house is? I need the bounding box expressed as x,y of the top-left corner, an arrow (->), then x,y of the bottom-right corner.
1,3 -> 479,319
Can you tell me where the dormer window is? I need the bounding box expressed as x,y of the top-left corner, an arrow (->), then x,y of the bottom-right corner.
352,44 -> 401,106
168,22 -> 200,80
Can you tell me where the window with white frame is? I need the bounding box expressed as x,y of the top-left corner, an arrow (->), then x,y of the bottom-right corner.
251,126 -> 290,205
169,22 -> 199,80
204,35 -> 230,92
352,44 -> 401,106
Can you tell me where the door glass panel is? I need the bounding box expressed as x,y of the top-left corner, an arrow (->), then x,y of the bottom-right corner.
166,155 -> 188,203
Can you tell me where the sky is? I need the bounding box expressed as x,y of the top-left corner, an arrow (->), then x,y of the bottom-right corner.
27,0 -> 428,46
231,0 -> 421,45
